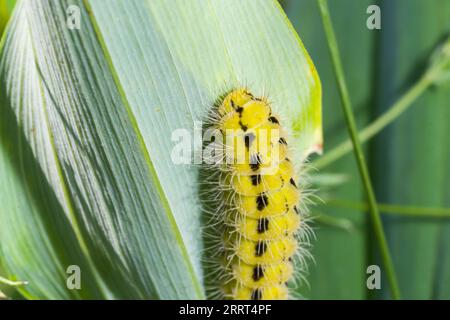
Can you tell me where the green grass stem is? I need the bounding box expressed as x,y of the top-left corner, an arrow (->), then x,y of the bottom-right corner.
317,0 -> 401,300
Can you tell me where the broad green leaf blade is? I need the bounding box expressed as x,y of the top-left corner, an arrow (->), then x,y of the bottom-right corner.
0,0 -> 321,299
86,0 -> 322,159
0,1 -> 103,299
1,0 -> 202,299
372,0 -> 450,299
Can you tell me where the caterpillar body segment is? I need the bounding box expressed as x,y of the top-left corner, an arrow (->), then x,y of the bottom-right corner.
203,88 -> 309,300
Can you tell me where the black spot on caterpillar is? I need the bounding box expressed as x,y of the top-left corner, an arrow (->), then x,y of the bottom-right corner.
251,174 -> 262,186
255,240 -> 267,257
251,288 -> 262,300
244,133 -> 256,149
290,178 -> 297,188
230,99 -> 236,110
244,90 -> 254,98
252,265 -> 265,281
249,154 -> 262,171
239,121 -> 248,132
256,194 -> 268,211
268,116 -> 279,124
257,218 -> 269,233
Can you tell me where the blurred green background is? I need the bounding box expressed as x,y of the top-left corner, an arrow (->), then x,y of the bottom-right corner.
283,0 -> 450,299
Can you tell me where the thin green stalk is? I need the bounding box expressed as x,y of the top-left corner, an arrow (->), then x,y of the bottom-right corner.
313,75 -> 432,169
312,211 -> 355,232
326,199 -> 450,219
317,0 -> 401,300
313,35 -> 450,170
0,276 -> 27,287
315,200 -> 450,232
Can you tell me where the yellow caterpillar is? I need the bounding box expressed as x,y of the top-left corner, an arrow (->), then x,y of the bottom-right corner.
203,88 -> 309,300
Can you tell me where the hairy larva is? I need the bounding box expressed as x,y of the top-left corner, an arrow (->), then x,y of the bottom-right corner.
201,88 -> 311,300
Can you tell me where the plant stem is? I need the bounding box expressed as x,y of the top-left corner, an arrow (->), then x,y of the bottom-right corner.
326,199 -> 450,219
317,0 -> 401,300
312,211 -> 355,232
0,276 -> 27,287
313,74 -> 432,170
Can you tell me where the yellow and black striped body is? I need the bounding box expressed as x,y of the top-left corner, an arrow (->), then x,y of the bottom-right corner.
216,89 -> 301,300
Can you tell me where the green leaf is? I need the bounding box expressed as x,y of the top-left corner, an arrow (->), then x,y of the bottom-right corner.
0,0 -> 321,299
